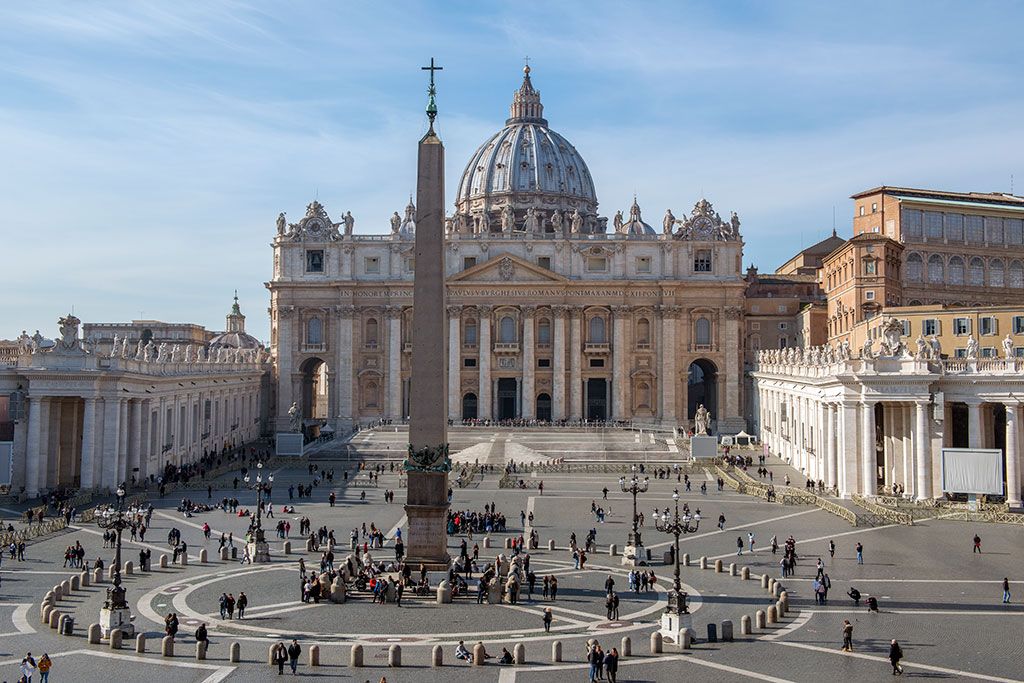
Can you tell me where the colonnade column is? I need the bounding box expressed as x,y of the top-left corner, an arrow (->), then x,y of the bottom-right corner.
861,401 -> 877,496
660,306 -> 678,424
569,307 -> 583,421
101,397 -> 120,489
447,306 -> 461,422
915,400 -> 932,500
522,307 -> 536,420
478,306 -> 493,420
965,399 -> 984,449
825,403 -> 838,490
80,397 -> 98,489
386,307 -> 402,420
129,399 -> 142,484
901,405 -> 914,499
839,401 -> 859,497
117,398 -> 129,484
335,306 -> 355,429
611,307 -> 627,421
1004,402 -> 1021,507
552,307 -> 567,421
25,396 -> 42,497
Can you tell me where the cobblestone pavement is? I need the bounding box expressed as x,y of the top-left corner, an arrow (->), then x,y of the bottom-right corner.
2,429 -> 1022,682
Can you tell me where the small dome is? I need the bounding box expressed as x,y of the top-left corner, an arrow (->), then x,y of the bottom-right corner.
620,198 -> 657,236
208,330 -> 262,350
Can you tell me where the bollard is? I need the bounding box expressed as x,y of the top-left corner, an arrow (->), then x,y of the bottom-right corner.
621,636 -> 631,657
108,565 -> 116,581
199,549 -> 208,564
196,641 -> 207,660
768,578 -> 776,593
707,623 -> 718,643
70,575 -> 81,591
94,567 -> 103,583
136,634 -> 147,653
267,644 -> 277,665
773,583 -> 782,598
483,537 -> 491,549
504,537 -> 512,550
49,610 -> 61,629
309,644 -> 319,666
53,585 -> 63,600
761,574 -> 769,589
609,543 -> 617,557
473,642 -> 486,665
780,590 -> 789,611
776,599 -> 785,618
682,553 -> 690,567
229,641 -> 240,663
110,628 -> 123,649
721,620 -> 734,642
60,579 -> 71,596
350,644 -> 363,667
160,554 -> 169,569
681,628 -> 694,650
436,580 -> 452,604
431,644 -> 443,666
755,610 -> 766,629
714,559 -> 723,573
699,556 -> 707,570
767,605 -> 778,624
220,547 -> 229,561
180,552 -> 188,566
388,644 -> 401,667
514,642 -> 526,665
727,562 -> 735,576
741,566 -> 750,580
162,635 -> 174,657
124,560 -> 134,575
88,623 -> 101,644
283,541 -> 292,555
650,631 -> 663,654
41,605 -> 53,625
740,614 -> 752,635
547,539 -> 556,551
44,590 -> 55,604
81,571 -> 90,587
551,640 -> 562,662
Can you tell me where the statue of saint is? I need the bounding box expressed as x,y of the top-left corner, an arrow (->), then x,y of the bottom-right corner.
694,404 -> 711,436
966,335 -> 979,359
390,211 -> 401,234
342,211 -> 355,236
143,342 -> 154,362
663,209 -> 676,235
110,334 -> 120,358
524,207 -> 539,233
915,334 -> 928,360
1003,333 -> 1015,359
288,402 -> 302,432
501,204 -> 515,233
276,212 -> 287,235
157,342 -> 168,362
929,335 -> 942,360
729,211 -> 741,236
570,209 -> 584,234
478,210 -> 490,233
550,210 -> 563,234
862,336 -> 873,359
613,210 -> 625,234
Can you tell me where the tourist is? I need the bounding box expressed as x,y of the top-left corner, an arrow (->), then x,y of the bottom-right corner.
587,641 -> 602,682
1003,577 -> 1011,603
736,536 -> 744,555
889,639 -> 904,675
828,539 -> 836,558
841,619 -> 853,651
973,533 -> 982,553
287,639 -> 302,674
605,646 -> 619,683
499,647 -> 514,664
543,607 -> 553,631
37,652 -> 52,682
272,641 -> 288,675
20,652 -> 36,682
855,542 -> 864,564
867,595 -> 879,612
718,514 -> 726,531
195,622 -> 210,650
748,531 -> 755,552
848,586 -> 861,605
219,593 -> 229,619
770,534 -> 778,554
550,576 -> 559,600
455,640 -> 471,662
237,591 -> 248,618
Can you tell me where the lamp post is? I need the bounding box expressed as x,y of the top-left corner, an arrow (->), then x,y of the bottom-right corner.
618,465 -> 649,565
97,485 -> 134,637
243,461 -> 273,562
653,488 -> 694,645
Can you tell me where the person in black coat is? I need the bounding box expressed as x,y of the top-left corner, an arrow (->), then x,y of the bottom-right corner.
889,639 -> 904,675
287,640 -> 302,674
273,641 -> 287,675
605,647 -> 620,683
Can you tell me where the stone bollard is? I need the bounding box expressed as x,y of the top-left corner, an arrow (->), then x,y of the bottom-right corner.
309,644 -> 319,666
81,571 -> 90,587
70,575 -> 81,591
621,636 -> 631,657
707,623 -> 718,643
388,644 -> 401,667
58,614 -> 73,635
220,547 -> 229,561
755,610 -> 766,629
283,541 -> 292,555
547,539 -> 555,551
196,641 -> 207,660
767,605 -> 778,624
53,585 -> 63,600
504,537 -> 512,550
41,605 -> 53,625
721,620 -> 734,642
199,549 -> 208,564
682,553 -> 690,567
740,614 -> 752,635
110,628 -> 123,649
741,566 -> 750,580
473,642 -> 487,665
650,631 -> 663,654
729,563 -> 737,576
776,599 -> 785,618
768,578 -> 776,593
699,556 -> 708,569
514,643 -> 526,665
780,590 -> 789,611
44,590 -> 55,604
267,644 -> 277,665
229,641 -> 240,663
124,560 -> 134,575
162,635 -> 174,657
609,543 -> 617,557
108,565 -> 116,582
714,559 -> 723,573
306,537 -> 315,552
681,628 -> 694,649
437,580 -> 452,604
551,640 -> 562,662
350,644 -> 363,667
88,623 -> 101,644
160,554 -> 169,569
431,644 -> 443,666
49,610 -> 61,629
774,582 -> 783,598
136,634 -> 147,653
483,537 -> 491,549
761,574 -> 769,589
331,579 -> 346,604
61,579 -> 71,596
180,552 -> 188,566
94,567 -> 103,583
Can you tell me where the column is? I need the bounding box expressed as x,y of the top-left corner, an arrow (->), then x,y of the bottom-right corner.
882,404 -> 894,492
552,307 -> 567,421
966,399 -> 983,449
101,397 -> 121,489
478,306 -> 493,420
660,306 -> 678,424
611,307 -> 627,421
902,405 -> 914,499
34,398 -> 51,494
723,307 -> 741,423
839,402 -> 859,497
861,401 -> 877,496
447,305 -> 461,422
387,307 -> 402,420
569,307 -> 583,421
335,306 -> 355,429
1004,403 -> 1021,507
276,307 -> 295,423
129,399 -> 142,484
522,306 -> 536,420
915,400 -> 932,500
80,397 -> 98,488
25,397 -> 42,497
117,398 -> 129,484
825,403 -> 838,489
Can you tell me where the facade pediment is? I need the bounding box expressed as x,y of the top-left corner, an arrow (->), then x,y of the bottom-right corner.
448,253 -> 567,284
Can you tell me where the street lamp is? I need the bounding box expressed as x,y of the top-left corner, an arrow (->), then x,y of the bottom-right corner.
653,489 -> 694,621
97,485 -> 134,637
243,461 -> 273,562
618,465 -> 649,565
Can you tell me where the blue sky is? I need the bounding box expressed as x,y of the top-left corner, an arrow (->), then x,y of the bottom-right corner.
3,1 -> 1023,342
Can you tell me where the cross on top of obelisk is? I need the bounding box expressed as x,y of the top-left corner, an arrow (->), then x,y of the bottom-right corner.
421,57 -> 443,130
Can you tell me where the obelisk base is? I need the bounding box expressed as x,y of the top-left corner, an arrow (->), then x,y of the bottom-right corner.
403,503 -> 450,570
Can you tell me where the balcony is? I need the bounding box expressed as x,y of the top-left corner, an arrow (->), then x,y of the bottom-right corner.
693,344 -> 713,352
363,342 -> 379,350
462,342 -> 478,351
635,342 -> 652,351
536,342 -> 552,351
493,342 -> 520,354
301,343 -> 326,353
584,342 -> 610,354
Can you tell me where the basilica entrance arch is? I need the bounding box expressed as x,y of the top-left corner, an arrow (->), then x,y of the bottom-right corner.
687,359 -> 717,424
585,378 -> 608,421
300,357 -> 330,436
462,392 -> 478,420
497,378 -> 518,420
536,393 -> 552,422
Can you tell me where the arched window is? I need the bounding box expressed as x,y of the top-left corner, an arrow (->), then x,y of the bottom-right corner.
927,255 -> 944,284
695,318 -> 712,346
906,253 -> 923,282
968,257 -> 985,286
464,318 -> 477,345
989,259 -> 1005,287
947,256 -> 965,285
306,318 -> 322,345
588,316 -> 606,343
537,318 -> 551,344
499,315 -> 516,343
750,334 -> 761,350
1009,260 -> 1024,288
365,318 -> 379,345
636,318 -> 651,344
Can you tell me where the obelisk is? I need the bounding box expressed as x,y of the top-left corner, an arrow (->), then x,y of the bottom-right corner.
403,58 -> 451,568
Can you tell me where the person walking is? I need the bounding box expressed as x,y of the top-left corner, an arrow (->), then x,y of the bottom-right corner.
736,536 -> 744,556
543,607 -> 553,632
287,639 -> 302,674
273,641 -> 288,675
973,534 -> 982,553
605,646 -> 619,683
748,531 -> 755,552
718,514 -> 726,531
1002,577 -> 1011,604
841,619 -> 853,651
889,639 -> 904,675
37,652 -> 52,682
828,539 -> 836,558
237,591 -> 248,618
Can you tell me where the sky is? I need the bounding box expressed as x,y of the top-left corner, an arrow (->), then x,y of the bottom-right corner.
3,1 -> 1023,342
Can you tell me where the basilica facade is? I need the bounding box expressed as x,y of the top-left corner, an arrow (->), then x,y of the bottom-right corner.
268,67 -> 747,434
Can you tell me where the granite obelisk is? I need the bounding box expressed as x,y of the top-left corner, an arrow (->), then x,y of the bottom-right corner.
403,58 -> 451,568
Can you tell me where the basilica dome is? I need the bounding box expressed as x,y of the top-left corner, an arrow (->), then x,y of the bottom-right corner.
454,66 -> 599,234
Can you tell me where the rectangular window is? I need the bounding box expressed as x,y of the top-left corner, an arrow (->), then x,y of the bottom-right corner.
463,357 -> 477,368
954,348 -> 967,358
589,358 -> 605,368
777,305 -> 787,313
953,317 -> 971,336
859,206 -> 866,217
1014,316 -> 1024,335
980,316 -> 997,336
945,213 -> 964,241
901,208 -> 923,239
1006,219 -> 1023,245
405,257 -> 415,273
694,249 -> 712,272
986,217 -> 1004,244
463,256 -> 477,270
778,337 -> 788,349
751,322 -> 760,330
751,305 -> 760,313
923,319 -> 939,336
901,319 -> 911,337
364,256 -> 380,274
305,249 -> 324,273
636,256 -> 652,273
537,256 -> 552,270
586,256 -> 608,272
1016,347 -> 1024,358
925,211 -> 943,239
778,322 -> 787,330
871,202 -> 878,213
538,358 -> 551,368
966,215 -> 984,243
864,260 -> 876,275
865,291 -> 875,300
981,347 -> 997,358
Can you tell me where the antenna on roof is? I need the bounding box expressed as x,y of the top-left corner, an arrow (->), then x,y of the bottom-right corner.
832,205 -> 837,237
